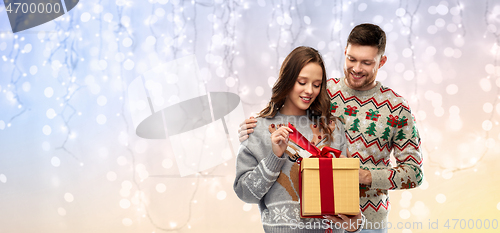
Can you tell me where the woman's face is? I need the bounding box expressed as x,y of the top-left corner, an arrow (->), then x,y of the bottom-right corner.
281,62 -> 323,116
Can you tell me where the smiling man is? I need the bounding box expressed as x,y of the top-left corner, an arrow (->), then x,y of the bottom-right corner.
326,23 -> 423,233
239,24 -> 423,233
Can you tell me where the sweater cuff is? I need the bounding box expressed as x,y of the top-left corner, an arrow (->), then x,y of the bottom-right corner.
264,152 -> 287,173
369,168 -> 390,189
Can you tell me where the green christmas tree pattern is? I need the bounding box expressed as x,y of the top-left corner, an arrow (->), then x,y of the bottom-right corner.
381,127 -> 391,141
396,129 -> 406,141
349,118 -> 360,133
365,122 -> 377,136
412,126 -> 418,139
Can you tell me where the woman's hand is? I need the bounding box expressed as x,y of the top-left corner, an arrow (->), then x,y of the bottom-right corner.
271,126 -> 293,157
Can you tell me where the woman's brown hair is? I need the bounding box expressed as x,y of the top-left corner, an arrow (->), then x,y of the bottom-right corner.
258,46 -> 335,142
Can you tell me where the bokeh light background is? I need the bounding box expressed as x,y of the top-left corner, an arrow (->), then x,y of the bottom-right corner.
1,0 -> 500,232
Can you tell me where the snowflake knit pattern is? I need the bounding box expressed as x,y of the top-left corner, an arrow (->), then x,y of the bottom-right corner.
327,77 -> 423,230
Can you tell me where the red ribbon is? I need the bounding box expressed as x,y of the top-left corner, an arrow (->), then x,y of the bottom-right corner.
287,122 -> 341,158
288,122 -> 339,217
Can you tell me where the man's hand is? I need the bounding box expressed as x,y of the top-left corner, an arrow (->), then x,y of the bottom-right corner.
359,169 -> 372,186
238,117 -> 257,142
323,211 -> 363,232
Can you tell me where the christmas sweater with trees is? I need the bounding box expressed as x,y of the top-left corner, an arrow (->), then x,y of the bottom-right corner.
234,112 -> 365,233
327,78 -> 423,229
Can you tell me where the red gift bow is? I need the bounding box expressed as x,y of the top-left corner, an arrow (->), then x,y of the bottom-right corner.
288,122 -> 341,217
287,122 -> 341,158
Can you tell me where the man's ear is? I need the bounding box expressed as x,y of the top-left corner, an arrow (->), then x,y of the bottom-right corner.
378,55 -> 387,68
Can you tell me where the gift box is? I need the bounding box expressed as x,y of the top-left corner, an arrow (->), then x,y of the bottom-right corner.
287,122 -> 359,218
299,157 -> 360,217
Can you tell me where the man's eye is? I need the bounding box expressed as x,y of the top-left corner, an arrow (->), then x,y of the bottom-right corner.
364,62 -> 372,65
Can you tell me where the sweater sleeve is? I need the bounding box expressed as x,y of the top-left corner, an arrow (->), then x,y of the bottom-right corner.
370,103 -> 424,190
233,144 -> 287,203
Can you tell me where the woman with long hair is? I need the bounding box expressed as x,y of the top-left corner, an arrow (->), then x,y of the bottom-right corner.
233,46 -> 363,233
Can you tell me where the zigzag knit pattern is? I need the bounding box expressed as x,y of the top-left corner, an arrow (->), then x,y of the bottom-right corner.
327,78 -> 424,229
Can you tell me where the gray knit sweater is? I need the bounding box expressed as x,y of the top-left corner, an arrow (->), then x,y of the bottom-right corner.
234,112 -> 364,233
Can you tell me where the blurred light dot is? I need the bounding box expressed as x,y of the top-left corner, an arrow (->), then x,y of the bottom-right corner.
57,207 -> 66,216
30,65 -> 38,75
436,4 -> 449,15
155,8 -> 165,17
0,174 -> 6,183
434,107 -> 444,117
107,171 -> 117,181
120,199 -> 131,209
373,15 -> 383,24
446,84 -> 458,95
436,194 -> 446,203
403,70 -> 415,81
117,156 -> 128,166
480,78 -> 491,92
427,25 -> 438,34
483,120 -> 493,131
394,63 -> 405,73
255,86 -> 264,96
122,38 -> 133,47
162,158 -> 173,169
268,76 -> 276,88
399,199 -> 411,208
447,23 -> 457,32
377,70 -> 387,81
42,141 -> 50,151
23,44 -> 32,53
123,59 -> 135,70
419,180 -> 429,190
225,77 -> 235,87
156,183 -> 167,193
484,102 -> 493,113
395,8 -> 406,17
243,203 -> 252,211
51,156 -> 60,167
122,218 -> 133,227
435,18 -> 446,27
45,87 -> 54,98
64,193 -> 74,202
449,106 -> 460,115
428,6 -> 437,14
43,125 -> 52,135
22,82 -> 31,92
121,180 -> 133,189
399,209 -> 410,219
426,46 -> 436,56
217,190 -> 227,200
486,138 -> 496,149
444,47 -> 454,57
97,95 -> 107,106
96,114 -> 107,125
81,12 -> 91,22
402,48 -> 412,58
358,3 -> 367,12
303,16 -> 311,25
46,108 -> 57,119
401,191 -> 412,200
104,13 -> 113,22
